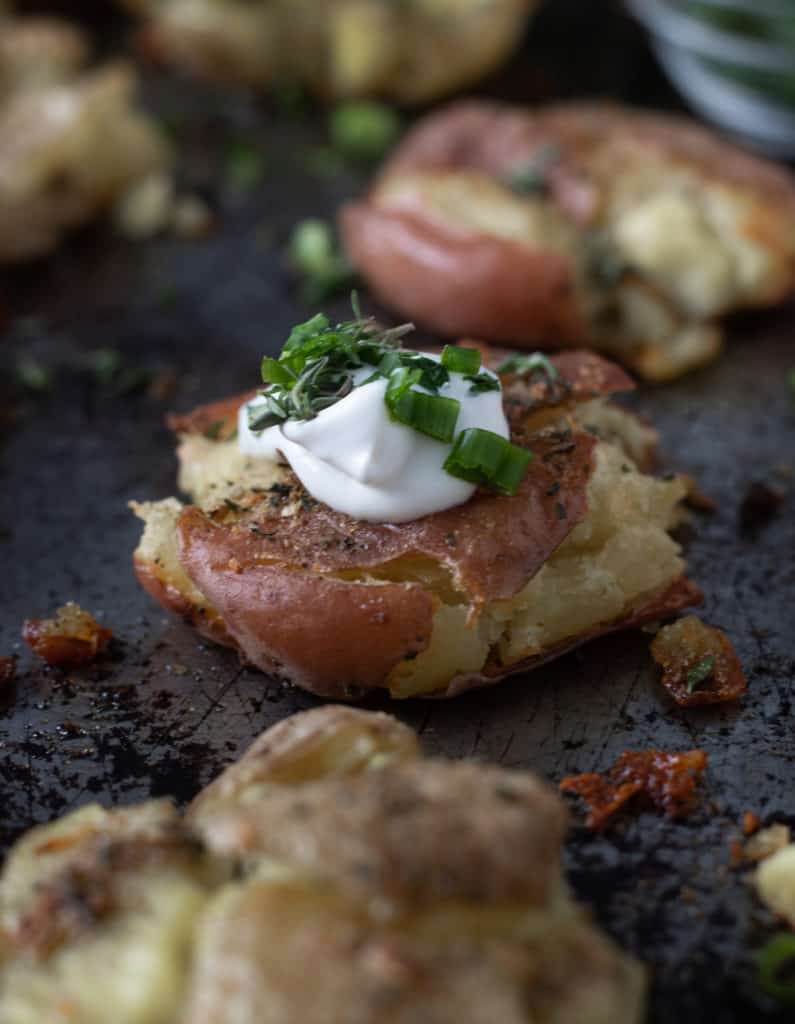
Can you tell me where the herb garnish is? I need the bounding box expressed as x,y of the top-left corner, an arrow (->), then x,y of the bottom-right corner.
497,352 -> 561,382
758,933 -> 795,1006
506,143 -> 561,195
249,298 -> 532,494
686,656 -> 715,695
288,219 -> 356,303
329,101 -> 401,162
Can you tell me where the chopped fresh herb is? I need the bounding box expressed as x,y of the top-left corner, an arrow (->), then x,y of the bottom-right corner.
225,141 -> 267,191
496,352 -> 560,381
465,371 -> 501,394
15,357 -> 52,394
329,101 -> 401,162
758,933 -> 795,1005
288,219 -> 356,303
686,656 -> 715,695
441,345 -> 481,375
585,231 -> 628,289
203,421 -> 225,441
506,143 -> 561,195
89,349 -> 154,396
444,428 -> 533,496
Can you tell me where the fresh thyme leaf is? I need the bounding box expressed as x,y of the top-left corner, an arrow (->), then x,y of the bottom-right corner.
686,656 -> 715,694
506,143 -> 561,195
496,352 -> 560,381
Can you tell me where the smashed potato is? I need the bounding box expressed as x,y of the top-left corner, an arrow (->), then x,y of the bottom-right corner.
342,102 -> 795,379
0,10 -> 169,262
132,348 -> 700,699
0,706 -> 646,1023
123,0 -> 537,103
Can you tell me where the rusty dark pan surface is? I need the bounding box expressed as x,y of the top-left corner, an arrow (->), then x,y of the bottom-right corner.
1,4 -> 794,1022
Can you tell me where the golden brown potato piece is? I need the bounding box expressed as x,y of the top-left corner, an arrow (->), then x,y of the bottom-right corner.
0,12 -> 169,263
123,0 -> 537,104
341,101 -> 795,380
132,349 -> 700,699
0,706 -> 647,1024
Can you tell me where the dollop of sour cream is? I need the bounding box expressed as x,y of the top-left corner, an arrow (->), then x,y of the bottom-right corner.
238,354 -> 509,523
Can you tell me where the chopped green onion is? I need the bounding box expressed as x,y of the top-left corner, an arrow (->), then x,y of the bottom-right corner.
444,429 -> 533,496
442,345 -> 481,375
465,371 -> 501,394
329,101 -> 401,162
261,357 -> 296,386
497,352 -> 560,381
758,934 -> 795,1005
686,656 -> 716,695
388,390 -> 460,444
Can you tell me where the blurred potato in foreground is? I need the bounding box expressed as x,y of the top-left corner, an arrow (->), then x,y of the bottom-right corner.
0,706 -> 646,1024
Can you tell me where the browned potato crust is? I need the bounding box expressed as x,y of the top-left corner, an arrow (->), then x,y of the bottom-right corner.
342,101 -> 795,379
0,707 -> 646,1023
132,350 -> 700,699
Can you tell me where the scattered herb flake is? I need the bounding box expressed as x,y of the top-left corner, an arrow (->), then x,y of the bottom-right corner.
506,143 -> 561,195
288,219 -> 356,303
329,101 -> 401,162
15,357 -> 52,394
686,656 -> 716,695
203,421 -> 225,441
225,141 -> 267,191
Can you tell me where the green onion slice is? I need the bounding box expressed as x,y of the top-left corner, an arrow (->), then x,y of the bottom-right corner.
442,345 -> 481,375
387,387 -> 460,444
758,934 -> 795,1005
444,428 -> 533,496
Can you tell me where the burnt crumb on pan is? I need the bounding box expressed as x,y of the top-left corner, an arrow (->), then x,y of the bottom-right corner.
0,656 -> 16,685
560,749 -> 708,830
22,603 -> 112,669
650,616 -> 747,707
738,481 -> 785,538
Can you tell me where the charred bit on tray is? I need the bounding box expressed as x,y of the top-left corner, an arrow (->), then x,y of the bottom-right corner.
739,481 -> 785,538
22,603 -> 112,669
560,749 -> 708,830
0,656 -> 16,685
650,616 -> 747,707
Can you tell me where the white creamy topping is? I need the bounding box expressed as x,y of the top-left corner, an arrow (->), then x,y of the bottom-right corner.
238,355 -> 509,523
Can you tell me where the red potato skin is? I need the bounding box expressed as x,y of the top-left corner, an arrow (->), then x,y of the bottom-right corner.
342,100 -> 795,347
177,508 -> 438,700
340,202 -> 589,348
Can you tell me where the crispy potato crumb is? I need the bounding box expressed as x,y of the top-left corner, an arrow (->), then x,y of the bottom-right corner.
650,616 -> 747,706
22,602 -> 111,668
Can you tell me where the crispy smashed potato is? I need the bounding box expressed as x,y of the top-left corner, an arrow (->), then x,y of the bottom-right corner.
560,749 -> 708,831
132,349 -> 701,699
757,844 -> 795,928
0,11 -> 169,262
0,706 -> 646,1023
22,602 -> 112,668
123,0 -> 536,103
650,616 -> 747,707
342,102 -> 795,379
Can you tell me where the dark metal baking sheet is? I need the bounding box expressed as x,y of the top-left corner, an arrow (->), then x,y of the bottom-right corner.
1,4 -> 794,1022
